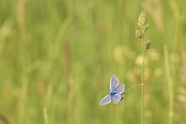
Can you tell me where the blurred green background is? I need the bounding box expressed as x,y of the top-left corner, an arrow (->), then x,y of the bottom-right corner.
0,0 -> 186,124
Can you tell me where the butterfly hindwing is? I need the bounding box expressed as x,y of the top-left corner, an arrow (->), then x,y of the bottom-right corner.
111,94 -> 121,104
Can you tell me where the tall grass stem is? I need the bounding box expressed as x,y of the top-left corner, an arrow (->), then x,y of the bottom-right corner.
142,35 -> 145,124
164,46 -> 173,124
43,107 -> 48,124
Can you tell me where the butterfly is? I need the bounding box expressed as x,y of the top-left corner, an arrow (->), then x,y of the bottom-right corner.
99,75 -> 125,105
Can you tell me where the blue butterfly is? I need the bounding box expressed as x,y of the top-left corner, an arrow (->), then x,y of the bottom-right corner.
99,75 -> 125,105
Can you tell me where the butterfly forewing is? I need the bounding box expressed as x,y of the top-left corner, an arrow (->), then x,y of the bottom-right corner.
99,95 -> 111,105
110,75 -> 119,90
114,84 -> 125,94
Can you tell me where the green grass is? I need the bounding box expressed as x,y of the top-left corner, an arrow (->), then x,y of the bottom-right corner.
0,0 -> 186,124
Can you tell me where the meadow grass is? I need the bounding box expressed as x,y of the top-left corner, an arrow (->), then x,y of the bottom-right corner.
164,46 -> 173,124
0,0 -> 186,124
135,11 -> 150,124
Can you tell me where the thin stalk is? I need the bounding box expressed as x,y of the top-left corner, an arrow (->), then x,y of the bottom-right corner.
164,46 -> 173,124
43,107 -> 48,124
124,84 -> 143,93
141,34 -> 145,124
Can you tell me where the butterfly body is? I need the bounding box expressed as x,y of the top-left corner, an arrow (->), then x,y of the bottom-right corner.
99,75 -> 125,105
109,91 -> 118,96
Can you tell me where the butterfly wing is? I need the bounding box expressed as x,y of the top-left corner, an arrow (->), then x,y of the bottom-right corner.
99,95 -> 111,105
113,84 -> 125,94
111,94 -> 121,104
110,75 -> 119,90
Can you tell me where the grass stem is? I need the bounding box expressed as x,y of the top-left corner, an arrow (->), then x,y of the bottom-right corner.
142,34 -> 145,124
164,46 -> 173,124
43,107 -> 48,124
124,84 -> 143,93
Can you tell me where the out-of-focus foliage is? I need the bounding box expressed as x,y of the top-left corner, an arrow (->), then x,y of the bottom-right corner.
0,0 -> 186,124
